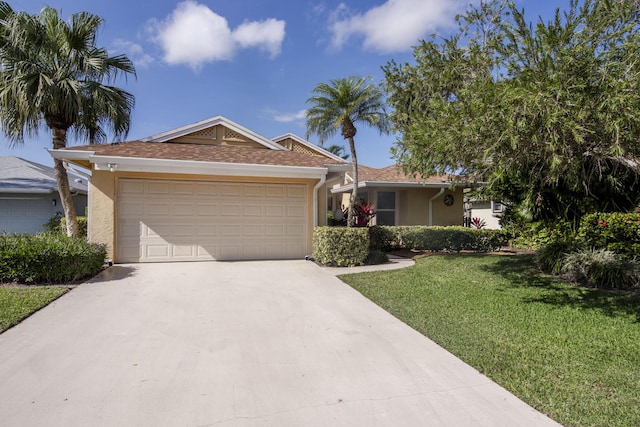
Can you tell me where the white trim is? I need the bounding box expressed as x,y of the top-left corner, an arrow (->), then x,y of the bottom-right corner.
90,156 -> 327,179
271,133 -> 347,163
142,115 -> 285,150
331,180 -> 452,193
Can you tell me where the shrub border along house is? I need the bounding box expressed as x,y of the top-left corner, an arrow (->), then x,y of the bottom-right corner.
0,233 -> 107,284
313,225 -> 509,267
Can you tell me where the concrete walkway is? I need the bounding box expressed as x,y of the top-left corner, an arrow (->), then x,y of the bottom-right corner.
0,260 -> 561,427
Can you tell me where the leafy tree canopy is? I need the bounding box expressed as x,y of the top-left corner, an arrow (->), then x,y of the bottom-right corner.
384,0 -> 640,222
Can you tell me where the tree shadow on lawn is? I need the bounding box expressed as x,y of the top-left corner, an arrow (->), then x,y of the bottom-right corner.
479,254 -> 640,323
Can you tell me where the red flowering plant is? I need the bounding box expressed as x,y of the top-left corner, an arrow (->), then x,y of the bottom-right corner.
353,201 -> 376,227
470,217 -> 487,229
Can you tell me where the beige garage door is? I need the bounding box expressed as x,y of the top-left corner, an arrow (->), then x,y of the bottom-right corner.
116,179 -> 308,262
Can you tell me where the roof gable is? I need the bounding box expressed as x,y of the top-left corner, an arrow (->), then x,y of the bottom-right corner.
142,116 -> 285,150
271,133 -> 347,163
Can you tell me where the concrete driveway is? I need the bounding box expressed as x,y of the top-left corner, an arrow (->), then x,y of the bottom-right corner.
0,261 -> 561,427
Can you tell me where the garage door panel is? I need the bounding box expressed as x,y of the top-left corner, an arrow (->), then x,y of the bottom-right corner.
117,179 -> 308,262
265,185 -> 285,198
221,184 -> 242,196
287,224 -> 305,237
172,203 -> 195,216
220,204 -> 241,216
146,203 -> 170,216
243,205 -> 263,216
265,205 -> 285,217
244,184 -> 264,197
197,204 -> 218,216
147,182 -> 170,194
173,182 -> 195,195
287,205 -> 305,217
197,224 -> 217,236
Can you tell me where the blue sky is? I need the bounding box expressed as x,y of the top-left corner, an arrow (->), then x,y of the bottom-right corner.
1,0 -> 572,168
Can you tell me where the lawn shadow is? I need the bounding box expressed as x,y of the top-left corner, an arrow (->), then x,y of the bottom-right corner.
480,254 -> 640,323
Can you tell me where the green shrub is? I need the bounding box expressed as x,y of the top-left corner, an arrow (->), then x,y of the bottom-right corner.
365,250 -> 388,265
510,220 -> 574,250
578,213 -> 640,258
561,248 -> 638,289
44,212 -> 64,233
313,227 -> 369,267
369,225 -> 508,252
0,233 -> 106,284
59,216 -> 88,237
368,225 -> 396,251
535,239 -> 581,274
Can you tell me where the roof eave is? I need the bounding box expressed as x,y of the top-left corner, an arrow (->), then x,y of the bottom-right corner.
330,180 -> 455,193
89,155 -> 328,179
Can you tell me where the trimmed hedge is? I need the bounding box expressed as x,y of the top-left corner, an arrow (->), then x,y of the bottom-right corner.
313,227 -> 370,267
369,225 -> 508,252
0,233 -> 106,284
314,225 -> 509,267
578,212 -> 640,258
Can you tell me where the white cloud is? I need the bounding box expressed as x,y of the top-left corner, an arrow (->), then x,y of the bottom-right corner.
265,108 -> 307,123
111,39 -> 154,69
150,1 -> 285,70
329,0 -> 467,53
233,19 -> 286,58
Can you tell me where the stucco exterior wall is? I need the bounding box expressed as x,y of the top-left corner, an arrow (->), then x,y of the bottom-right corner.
88,170 -> 319,260
470,201 -> 502,229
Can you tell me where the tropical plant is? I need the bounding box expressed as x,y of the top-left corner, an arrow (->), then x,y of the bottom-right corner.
306,75 -> 389,226
0,3 -> 136,237
470,217 -> 486,229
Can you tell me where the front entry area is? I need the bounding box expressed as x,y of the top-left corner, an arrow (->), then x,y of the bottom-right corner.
116,178 -> 308,262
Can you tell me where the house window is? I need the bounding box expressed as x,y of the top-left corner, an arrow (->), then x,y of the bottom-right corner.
376,191 -> 396,225
492,201 -> 504,213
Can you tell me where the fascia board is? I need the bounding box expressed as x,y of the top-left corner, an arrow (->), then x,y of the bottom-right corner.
330,180 -> 453,193
90,155 -> 328,179
48,149 -> 94,161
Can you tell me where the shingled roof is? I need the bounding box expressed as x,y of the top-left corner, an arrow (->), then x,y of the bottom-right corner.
0,156 -> 88,194
356,164 -> 452,184
61,140 -> 348,169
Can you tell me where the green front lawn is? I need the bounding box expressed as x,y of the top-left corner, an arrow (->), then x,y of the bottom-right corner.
340,254 -> 640,427
0,287 -> 69,333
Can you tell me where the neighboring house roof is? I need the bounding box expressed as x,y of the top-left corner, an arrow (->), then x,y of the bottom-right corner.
271,133 -> 347,163
0,156 -> 88,194
332,164 -> 454,193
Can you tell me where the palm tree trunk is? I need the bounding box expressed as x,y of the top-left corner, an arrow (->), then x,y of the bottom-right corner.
52,128 -> 80,237
347,136 -> 358,227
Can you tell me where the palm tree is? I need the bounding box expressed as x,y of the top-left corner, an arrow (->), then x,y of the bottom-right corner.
0,3 -> 135,237
325,144 -> 350,160
306,75 -> 389,226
